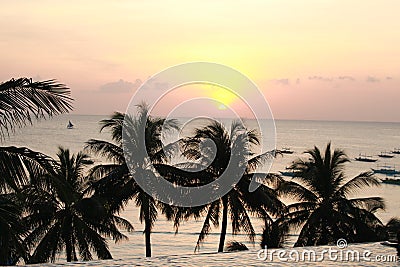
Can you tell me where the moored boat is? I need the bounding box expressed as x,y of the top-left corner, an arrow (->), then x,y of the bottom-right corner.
391,148 -> 400,154
381,177 -> 400,185
280,147 -> 294,154
378,152 -> 394,158
354,154 -> 377,162
372,165 -> 400,175
279,171 -> 295,177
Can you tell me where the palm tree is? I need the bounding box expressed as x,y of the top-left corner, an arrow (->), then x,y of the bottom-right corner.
0,78 -> 72,140
0,78 -> 73,192
23,147 -> 133,263
385,217 -> 400,241
0,77 -> 72,264
260,219 -> 288,249
278,142 -> 385,247
0,193 -> 28,265
166,121 -> 284,252
85,103 -> 179,257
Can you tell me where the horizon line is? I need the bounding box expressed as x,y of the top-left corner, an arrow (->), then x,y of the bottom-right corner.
66,113 -> 400,124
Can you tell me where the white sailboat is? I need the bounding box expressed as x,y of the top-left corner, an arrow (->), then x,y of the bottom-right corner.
67,120 -> 74,129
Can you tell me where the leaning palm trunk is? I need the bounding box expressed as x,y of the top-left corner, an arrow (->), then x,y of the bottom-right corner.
218,197 -> 228,252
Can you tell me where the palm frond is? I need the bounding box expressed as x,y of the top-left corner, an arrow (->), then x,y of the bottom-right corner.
85,139 -> 125,163
337,171 -> 380,197
0,78 -> 73,139
0,146 -> 54,191
347,197 -> 385,212
226,241 -> 248,251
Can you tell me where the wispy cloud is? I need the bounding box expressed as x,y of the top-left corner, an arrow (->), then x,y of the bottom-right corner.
99,79 -> 142,93
366,76 -> 380,83
308,76 -> 333,82
337,76 -> 355,81
272,78 -> 290,85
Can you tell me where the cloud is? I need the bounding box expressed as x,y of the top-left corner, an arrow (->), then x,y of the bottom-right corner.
99,79 -> 142,93
308,76 -> 332,82
337,76 -> 355,81
386,76 -> 393,80
366,76 -> 380,83
272,78 -> 290,85
32,75 -> 42,81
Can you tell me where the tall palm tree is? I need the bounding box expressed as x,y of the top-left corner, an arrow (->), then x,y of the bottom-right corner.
85,103 -> 179,257
0,77 -> 72,265
164,121 -> 284,252
278,142 -> 385,247
23,147 -> 133,263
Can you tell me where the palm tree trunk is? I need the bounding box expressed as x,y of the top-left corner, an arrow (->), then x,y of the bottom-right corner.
218,197 -> 228,252
145,221 -> 152,257
66,241 -> 73,262
144,201 -> 152,257
72,243 -> 78,261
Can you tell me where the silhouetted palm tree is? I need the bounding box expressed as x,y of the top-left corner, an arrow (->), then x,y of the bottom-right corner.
278,142 -> 385,246
0,193 -> 28,265
85,104 -> 179,257
23,147 -> 133,263
385,217 -> 400,241
0,77 -> 72,264
260,219 -> 288,249
166,121 -> 284,252
0,78 -> 72,139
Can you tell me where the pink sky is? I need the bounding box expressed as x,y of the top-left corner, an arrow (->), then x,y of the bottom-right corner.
1,1 -> 399,122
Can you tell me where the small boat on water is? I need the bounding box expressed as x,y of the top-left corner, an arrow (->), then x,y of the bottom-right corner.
378,152 -> 394,158
354,154 -> 377,162
279,167 -> 300,177
280,147 -> 294,154
381,177 -> 400,185
372,165 -> 400,175
279,171 -> 295,177
67,120 -> 74,129
391,148 -> 400,154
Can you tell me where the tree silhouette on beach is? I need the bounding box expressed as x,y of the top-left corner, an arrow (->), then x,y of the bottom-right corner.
0,78 -> 72,139
163,120 -> 284,252
23,147 -> 133,263
0,77 -> 73,265
278,142 -> 386,246
85,104 -> 179,257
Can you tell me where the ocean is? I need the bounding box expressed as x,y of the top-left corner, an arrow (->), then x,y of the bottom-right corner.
3,115 -> 400,264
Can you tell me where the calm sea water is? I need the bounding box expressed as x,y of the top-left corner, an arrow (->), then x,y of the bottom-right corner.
3,115 -> 400,265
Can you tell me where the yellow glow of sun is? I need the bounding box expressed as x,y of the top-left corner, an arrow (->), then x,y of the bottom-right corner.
210,87 -> 238,109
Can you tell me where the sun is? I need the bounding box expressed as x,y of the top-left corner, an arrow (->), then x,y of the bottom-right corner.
210,87 -> 237,109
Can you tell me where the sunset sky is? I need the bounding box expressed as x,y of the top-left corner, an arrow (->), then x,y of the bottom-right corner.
1,1 -> 399,122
